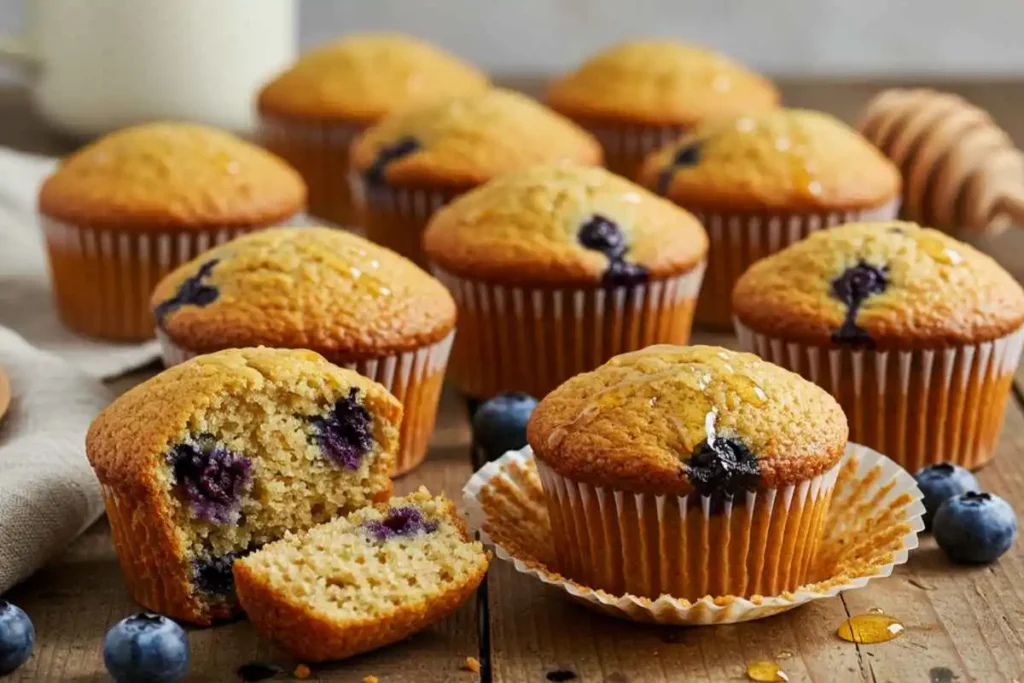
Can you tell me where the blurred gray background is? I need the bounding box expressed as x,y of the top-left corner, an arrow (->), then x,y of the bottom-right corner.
0,0 -> 1021,79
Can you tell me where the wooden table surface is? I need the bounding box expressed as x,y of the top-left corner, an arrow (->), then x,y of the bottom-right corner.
6,80 -> 1024,682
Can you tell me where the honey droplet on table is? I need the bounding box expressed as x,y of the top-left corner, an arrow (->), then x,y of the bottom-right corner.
836,613 -> 905,643
746,660 -> 789,681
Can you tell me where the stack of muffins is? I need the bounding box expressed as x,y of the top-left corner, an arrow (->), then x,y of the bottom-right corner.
43,31 -> 1024,647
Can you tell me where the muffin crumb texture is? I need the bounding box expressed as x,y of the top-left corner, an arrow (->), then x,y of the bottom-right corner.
39,123 -> 305,230
641,109 -> 900,213
351,89 -> 603,191
733,221 -> 1024,347
85,348 -> 402,624
234,489 -> 489,662
528,345 -> 847,495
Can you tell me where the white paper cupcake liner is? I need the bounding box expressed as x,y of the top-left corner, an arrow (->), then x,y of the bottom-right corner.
41,217 -> 273,340
462,443 -> 924,625
735,321 -> 1024,471
257,115 -> 364,228
157,331 -> 455,475
691,200 -> 901,327
584,122 -> 688,178
350,179 -> 458,267
432,264 -> 705,399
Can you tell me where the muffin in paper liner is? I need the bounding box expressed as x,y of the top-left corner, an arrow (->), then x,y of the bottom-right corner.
42,218 -> 275,341
584,122 -> 688,179
258,116 -> 363,228
462,444 -> 924,625
156,331 -> 454,477
735,321 -> 1024,472
432,265 -> 705,400
352,181 -> 457,268
691,200 -> 900,328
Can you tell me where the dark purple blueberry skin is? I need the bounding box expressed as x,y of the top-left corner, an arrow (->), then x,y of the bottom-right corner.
686,437 -> 761,498
362,506 -> 439,541
576,215 -> 650,288
0,601 -> 34,675
153,259 -> 220,324
933,491 -> 1018,564
363,136 -> 421,185
310,387 -> 374,470
656,142 -> 702,195
830,261 -> 888,347
914,463 -> 981,530
167,438 -> 251,524
192,554 -> 239,597
472,392 -> 538,461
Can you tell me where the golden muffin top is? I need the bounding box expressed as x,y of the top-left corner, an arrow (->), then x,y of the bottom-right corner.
39,123 -> 306,231
733,221 -> 1024,348
527,345 -> 848,496
547,40 -> 779,127
424,164 -> 707,286
639,109 -> 901,213
85,347 -> 403,488
150,227 -> 456,360
349,89 -> 603,192
257,32 -> 489,125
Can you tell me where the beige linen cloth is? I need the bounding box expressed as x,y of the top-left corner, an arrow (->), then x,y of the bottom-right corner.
0,146 -> 157,591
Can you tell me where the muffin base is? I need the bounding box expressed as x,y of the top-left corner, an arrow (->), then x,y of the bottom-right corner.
535,459 -> 838,601
353,180 -> 459,268
692,201 -> 900,328
434,265 -> 705,399
573,118 -> 686,180
42,218 -> 275,341
258,115 -> 363,227
735,322 -> 1024,471
156,331 -> 455,476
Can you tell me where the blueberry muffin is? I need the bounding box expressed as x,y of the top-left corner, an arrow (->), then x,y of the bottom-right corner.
39,123 -> 306,340
235,488 -> 489,661
257,32 -> 488,227
639,109 -> 901,327
548,39 -> 779,178
150,227 -> 456,476
349,88 -> 602,266
734,221 -> 1024,471
527,345 -> 847,601
424,164 -> 707,399
85,347 -> 402,624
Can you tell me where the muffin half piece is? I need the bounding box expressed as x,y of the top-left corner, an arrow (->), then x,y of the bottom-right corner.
235,489 -> 489,661
86,348 -> 402,625
527,345 -> 848,601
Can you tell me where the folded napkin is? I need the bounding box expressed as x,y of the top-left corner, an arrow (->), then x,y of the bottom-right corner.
0,325 -> 108,593
0,147 -> 159,379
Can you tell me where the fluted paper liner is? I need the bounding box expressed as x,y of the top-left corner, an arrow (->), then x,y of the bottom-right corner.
157,332 -> 455,476
735,323 -> 1024,472
583,121 -> 688,179
692,200 -> 900,328
433,265 -> 705,399
258,116 -> 363,228
351,180 -> 458,268
462,444 -> 923,625
42,217 -> 275,341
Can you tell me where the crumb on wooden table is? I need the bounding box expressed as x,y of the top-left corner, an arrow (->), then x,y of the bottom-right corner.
363,676 -> 380,683
463,656 -> 482,673
293,664 -> 312,679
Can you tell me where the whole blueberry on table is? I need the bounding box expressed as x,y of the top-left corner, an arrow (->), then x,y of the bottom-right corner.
914,463 -> 980,529
933,491 -> 1018,564
472,392 -> 538,460
103,613 -> 189,683
0,600 -> 34,675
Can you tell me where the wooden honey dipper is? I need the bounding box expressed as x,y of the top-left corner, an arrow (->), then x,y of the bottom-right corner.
858,88 -> 1024,235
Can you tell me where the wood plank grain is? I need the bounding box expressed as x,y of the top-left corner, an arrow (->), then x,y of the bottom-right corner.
5,383 -> 480,682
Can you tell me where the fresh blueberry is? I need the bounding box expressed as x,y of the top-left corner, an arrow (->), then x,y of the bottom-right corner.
933,492 -> 1018,564
685,437 -> 761,498
0,601 -> 34,675
472,392 -> 538,461
362,506 -> 439,541
364,136 -> 421,185
167,436 -> 251,524
914,463 -> 980,529
310,387 -> 374,470
103,613 -> 189,683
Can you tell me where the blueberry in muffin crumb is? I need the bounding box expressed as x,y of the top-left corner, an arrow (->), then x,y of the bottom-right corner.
167,436 -> 251,524
685,436 -> 761,498
153,259 -> 220,324
577,215 -> 650,288
362,506 -> 439,541
310,387 -> 374,470
830,261 -> 888,347
364,136 -> 421,186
